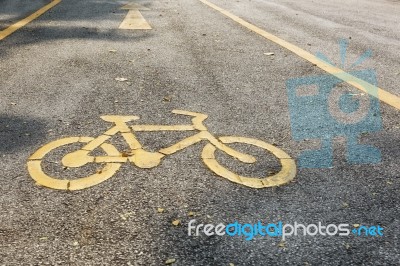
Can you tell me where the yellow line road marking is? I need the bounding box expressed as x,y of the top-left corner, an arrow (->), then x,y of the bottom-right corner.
119,3 -> 151,30
28,137 -> 122,191
0,0 -> 61,41
27,110 -> 297,190
199,0 -> 400,111
202,137 -> 296,188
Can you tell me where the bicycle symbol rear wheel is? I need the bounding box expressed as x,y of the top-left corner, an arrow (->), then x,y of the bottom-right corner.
202,136 -> 296,188
27,137 -> 122,190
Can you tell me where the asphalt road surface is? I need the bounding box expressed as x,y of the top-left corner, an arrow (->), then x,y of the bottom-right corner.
0,0 -> 399,265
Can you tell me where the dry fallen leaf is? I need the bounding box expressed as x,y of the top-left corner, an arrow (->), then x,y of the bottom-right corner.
264,52 -> 274,56
115,77 -> 128,82
109,49 -> 117,53
165,258 -> 176,265
163,96 -> 172,102
278,241 -> 286,248
120,212 -> 133,220
121,152 -> 130,157
172,220 -> 180,226
353,224 -> 360,228
157,208 -> 165,213
188,211 -> 195,217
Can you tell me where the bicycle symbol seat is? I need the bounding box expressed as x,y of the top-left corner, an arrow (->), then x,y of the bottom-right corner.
27,110 -> 296,190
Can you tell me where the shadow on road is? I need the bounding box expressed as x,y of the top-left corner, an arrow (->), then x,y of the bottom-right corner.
0,115 -> 47,154
0,0 -> 154,57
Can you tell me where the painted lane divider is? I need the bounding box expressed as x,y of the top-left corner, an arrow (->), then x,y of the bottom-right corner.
119,3 -> 151,30
0,0 -> 61,41
199,0 -> 400,111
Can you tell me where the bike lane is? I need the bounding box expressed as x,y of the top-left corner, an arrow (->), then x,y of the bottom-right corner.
0,0 -> 399,265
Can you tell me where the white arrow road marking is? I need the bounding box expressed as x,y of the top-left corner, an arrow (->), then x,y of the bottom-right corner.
119,3 -> 151,30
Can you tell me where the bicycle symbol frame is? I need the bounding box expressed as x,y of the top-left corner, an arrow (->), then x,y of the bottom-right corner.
27,110 -> 296,190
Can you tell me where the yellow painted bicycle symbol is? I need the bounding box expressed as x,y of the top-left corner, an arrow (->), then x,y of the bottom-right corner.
27,110 -> 296,190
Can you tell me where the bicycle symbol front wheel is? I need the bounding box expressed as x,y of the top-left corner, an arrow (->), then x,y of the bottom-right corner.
27,137 -> 122,190
202,136 -> 296,188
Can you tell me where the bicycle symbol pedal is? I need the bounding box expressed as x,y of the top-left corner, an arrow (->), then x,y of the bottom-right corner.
27,110 -> 297,190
